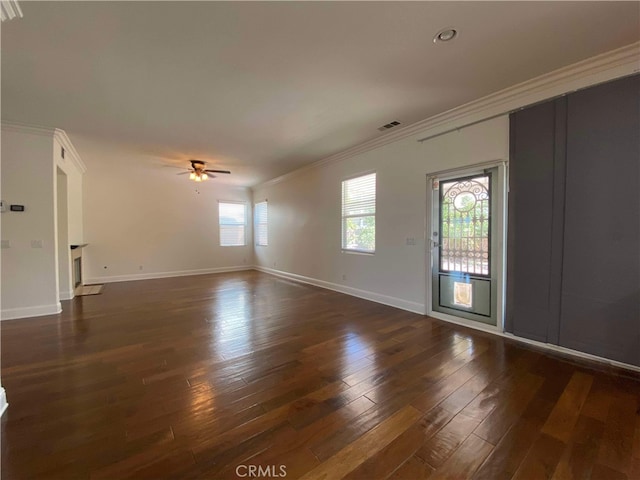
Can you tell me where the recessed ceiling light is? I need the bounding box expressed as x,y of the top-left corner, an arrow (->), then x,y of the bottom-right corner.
433,28 -> 458,43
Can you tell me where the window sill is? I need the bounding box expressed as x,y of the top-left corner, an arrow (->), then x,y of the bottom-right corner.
341,249 -> 375,256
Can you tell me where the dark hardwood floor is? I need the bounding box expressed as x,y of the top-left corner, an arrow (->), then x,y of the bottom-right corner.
1,271 -> 639,479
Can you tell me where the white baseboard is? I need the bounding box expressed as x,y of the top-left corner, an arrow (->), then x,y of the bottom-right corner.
1,302 -> 62,321
85,265 -> 253,285
254,265 -> 426,315
59,290 -> 74,301
0,387 -> 7,417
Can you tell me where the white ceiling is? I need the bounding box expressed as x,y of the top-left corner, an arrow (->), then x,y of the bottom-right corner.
2,1 -> 639,186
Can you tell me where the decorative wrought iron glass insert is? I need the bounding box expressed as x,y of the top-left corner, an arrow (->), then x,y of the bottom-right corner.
440,174 -> 491,276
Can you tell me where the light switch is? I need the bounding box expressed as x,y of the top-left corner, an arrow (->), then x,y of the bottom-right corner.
31,240 -> 43,249
406,237 -> 416,246
1,240 -> 10,249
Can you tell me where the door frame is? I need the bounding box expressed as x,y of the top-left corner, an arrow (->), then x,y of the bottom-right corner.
425,160 -> 508,333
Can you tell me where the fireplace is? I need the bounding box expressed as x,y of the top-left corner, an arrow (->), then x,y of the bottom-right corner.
73,256 -> 82,288
70,244 -> 87,294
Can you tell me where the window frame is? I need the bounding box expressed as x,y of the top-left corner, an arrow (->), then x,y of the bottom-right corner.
341,171 -> 376,255
218,200 -> 248,247
254,200 -> 268,247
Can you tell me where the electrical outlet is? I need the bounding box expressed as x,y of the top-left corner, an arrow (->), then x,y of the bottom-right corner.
31,240 -> 43,249
139,265 -> 143,270
342,274 -> 347,280
406,237 -> 416,246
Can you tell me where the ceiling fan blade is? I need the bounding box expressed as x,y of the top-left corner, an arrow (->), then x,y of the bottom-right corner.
205,169 -> 230,174
162,164 -> 187,169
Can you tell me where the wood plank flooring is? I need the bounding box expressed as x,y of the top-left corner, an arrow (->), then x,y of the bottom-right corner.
1,271 -> 639,479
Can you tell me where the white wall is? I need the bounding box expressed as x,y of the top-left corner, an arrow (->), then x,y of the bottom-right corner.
54,137 -> 84,245
74,136 -> 254,283
252,116 -> 509,313
1,129 -> 60,318
1,126 -> 85,319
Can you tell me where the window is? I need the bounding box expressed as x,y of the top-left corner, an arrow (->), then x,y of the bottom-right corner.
255,201 -> 268,246
219,202 -> 247,246
342,173 -> 376,253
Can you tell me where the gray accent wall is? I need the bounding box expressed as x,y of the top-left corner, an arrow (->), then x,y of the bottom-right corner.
507,74 -> 640,366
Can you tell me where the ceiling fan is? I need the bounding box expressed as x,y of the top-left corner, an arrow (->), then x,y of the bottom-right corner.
178,160 -> 230,182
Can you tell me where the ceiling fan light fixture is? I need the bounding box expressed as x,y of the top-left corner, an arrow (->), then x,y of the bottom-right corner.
181,159 -> 230,182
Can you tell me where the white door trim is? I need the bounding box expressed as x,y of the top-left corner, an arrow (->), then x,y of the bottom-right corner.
426,160 -> 508,332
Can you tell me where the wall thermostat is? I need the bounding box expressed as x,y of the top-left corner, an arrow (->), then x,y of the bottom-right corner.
10,205 -> 25,212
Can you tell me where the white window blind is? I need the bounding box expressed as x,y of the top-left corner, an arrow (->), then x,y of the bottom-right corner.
219,202 -> 246,246
255,201 -> 268,246
342,173 -> 376,253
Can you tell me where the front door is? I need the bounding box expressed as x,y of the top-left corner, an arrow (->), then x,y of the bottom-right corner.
430,168 -> 499,325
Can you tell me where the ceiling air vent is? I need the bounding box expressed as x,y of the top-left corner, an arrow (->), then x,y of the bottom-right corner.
378,120 -> 401,132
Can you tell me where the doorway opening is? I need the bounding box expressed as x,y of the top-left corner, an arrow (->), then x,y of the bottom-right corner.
427,162 -> 507,329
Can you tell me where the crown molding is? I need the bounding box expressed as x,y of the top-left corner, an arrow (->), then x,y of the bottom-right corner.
1,121 -> 87,174
54,128 -> 87,174
0,0 -> 22,22
2,121 -> 56,137
253,41 -> 640,191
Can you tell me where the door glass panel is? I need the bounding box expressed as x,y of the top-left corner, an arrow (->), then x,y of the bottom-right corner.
440,174 -> 490,276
